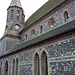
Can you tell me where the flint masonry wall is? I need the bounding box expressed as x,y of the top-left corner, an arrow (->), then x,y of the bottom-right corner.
21,0 -> 75,42
0,35 -> 75,75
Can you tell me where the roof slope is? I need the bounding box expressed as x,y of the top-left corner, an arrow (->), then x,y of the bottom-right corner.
23,0 -> 65,29
9,0 -> 22,8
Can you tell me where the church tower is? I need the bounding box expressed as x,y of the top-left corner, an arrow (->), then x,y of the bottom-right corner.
6,0 -> 25,33
0,0 -> 25,52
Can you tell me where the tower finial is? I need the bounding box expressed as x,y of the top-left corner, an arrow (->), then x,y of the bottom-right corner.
9,0 -> 22,8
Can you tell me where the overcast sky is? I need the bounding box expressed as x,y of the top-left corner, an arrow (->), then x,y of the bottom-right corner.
0,0 -> 48,39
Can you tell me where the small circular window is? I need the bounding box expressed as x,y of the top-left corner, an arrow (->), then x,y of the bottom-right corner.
15,24 -> 20,30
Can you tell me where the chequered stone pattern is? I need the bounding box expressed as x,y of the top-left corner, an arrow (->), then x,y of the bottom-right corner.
50,61 -> 75,75
19,50 -> 35,62
19,64 -> 32,75
46,38 -> 75,57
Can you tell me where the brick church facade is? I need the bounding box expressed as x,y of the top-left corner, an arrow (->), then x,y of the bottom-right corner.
0,0 -> 75,75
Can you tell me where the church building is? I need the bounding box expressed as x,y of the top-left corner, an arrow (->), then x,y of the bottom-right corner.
0,0 -> 75,75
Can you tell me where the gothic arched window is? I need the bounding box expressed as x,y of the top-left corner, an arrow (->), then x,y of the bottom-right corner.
31,29 -> 35,37
11,9 -> 14,20
12,58 -> 15,75
26,34 -> 28,41
40,26 -> 43,34
17,10 -> 20,21
15,58 -> 19,75
0,62 -> 2,75
5,61 -> 8,75
41,51 -> 48,75
64,11 -> 69,22
34,53 -> 39,75
48,17 -> 56,28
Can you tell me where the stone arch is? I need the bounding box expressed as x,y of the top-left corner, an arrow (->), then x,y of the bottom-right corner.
4,61 -> 8,75
12,58 -> 15,75
40,47 -> 49,57
34,53 -> 39,75
33,49 -> 40,58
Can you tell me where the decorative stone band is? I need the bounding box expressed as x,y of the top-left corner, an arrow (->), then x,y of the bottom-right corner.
0,19 -> 75,58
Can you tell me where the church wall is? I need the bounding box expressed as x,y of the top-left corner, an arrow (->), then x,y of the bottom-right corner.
0,0 -> 75,75
18,37 -> 75,75
0,36 -> 75,75
21,0 -> 75,42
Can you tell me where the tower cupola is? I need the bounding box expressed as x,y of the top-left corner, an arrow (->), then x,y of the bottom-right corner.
5,0 -> 25,33
2,0 -> 25,51
7,0 -> 25,24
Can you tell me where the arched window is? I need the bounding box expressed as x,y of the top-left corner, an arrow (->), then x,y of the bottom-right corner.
64,11 -> 69,22
48,17 -> 56,28
12,59 -> 15,75
40,26 -> 43,34
15,58 -> 18,75
26,34 -> 28,41
0,62 -> 2,75
41,51 -> 48,75
11,9 -> 14,20
31,29 -> 35,37
34,53 -> 39,75
4,61 -> 8,75
17,10 -> 20,21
